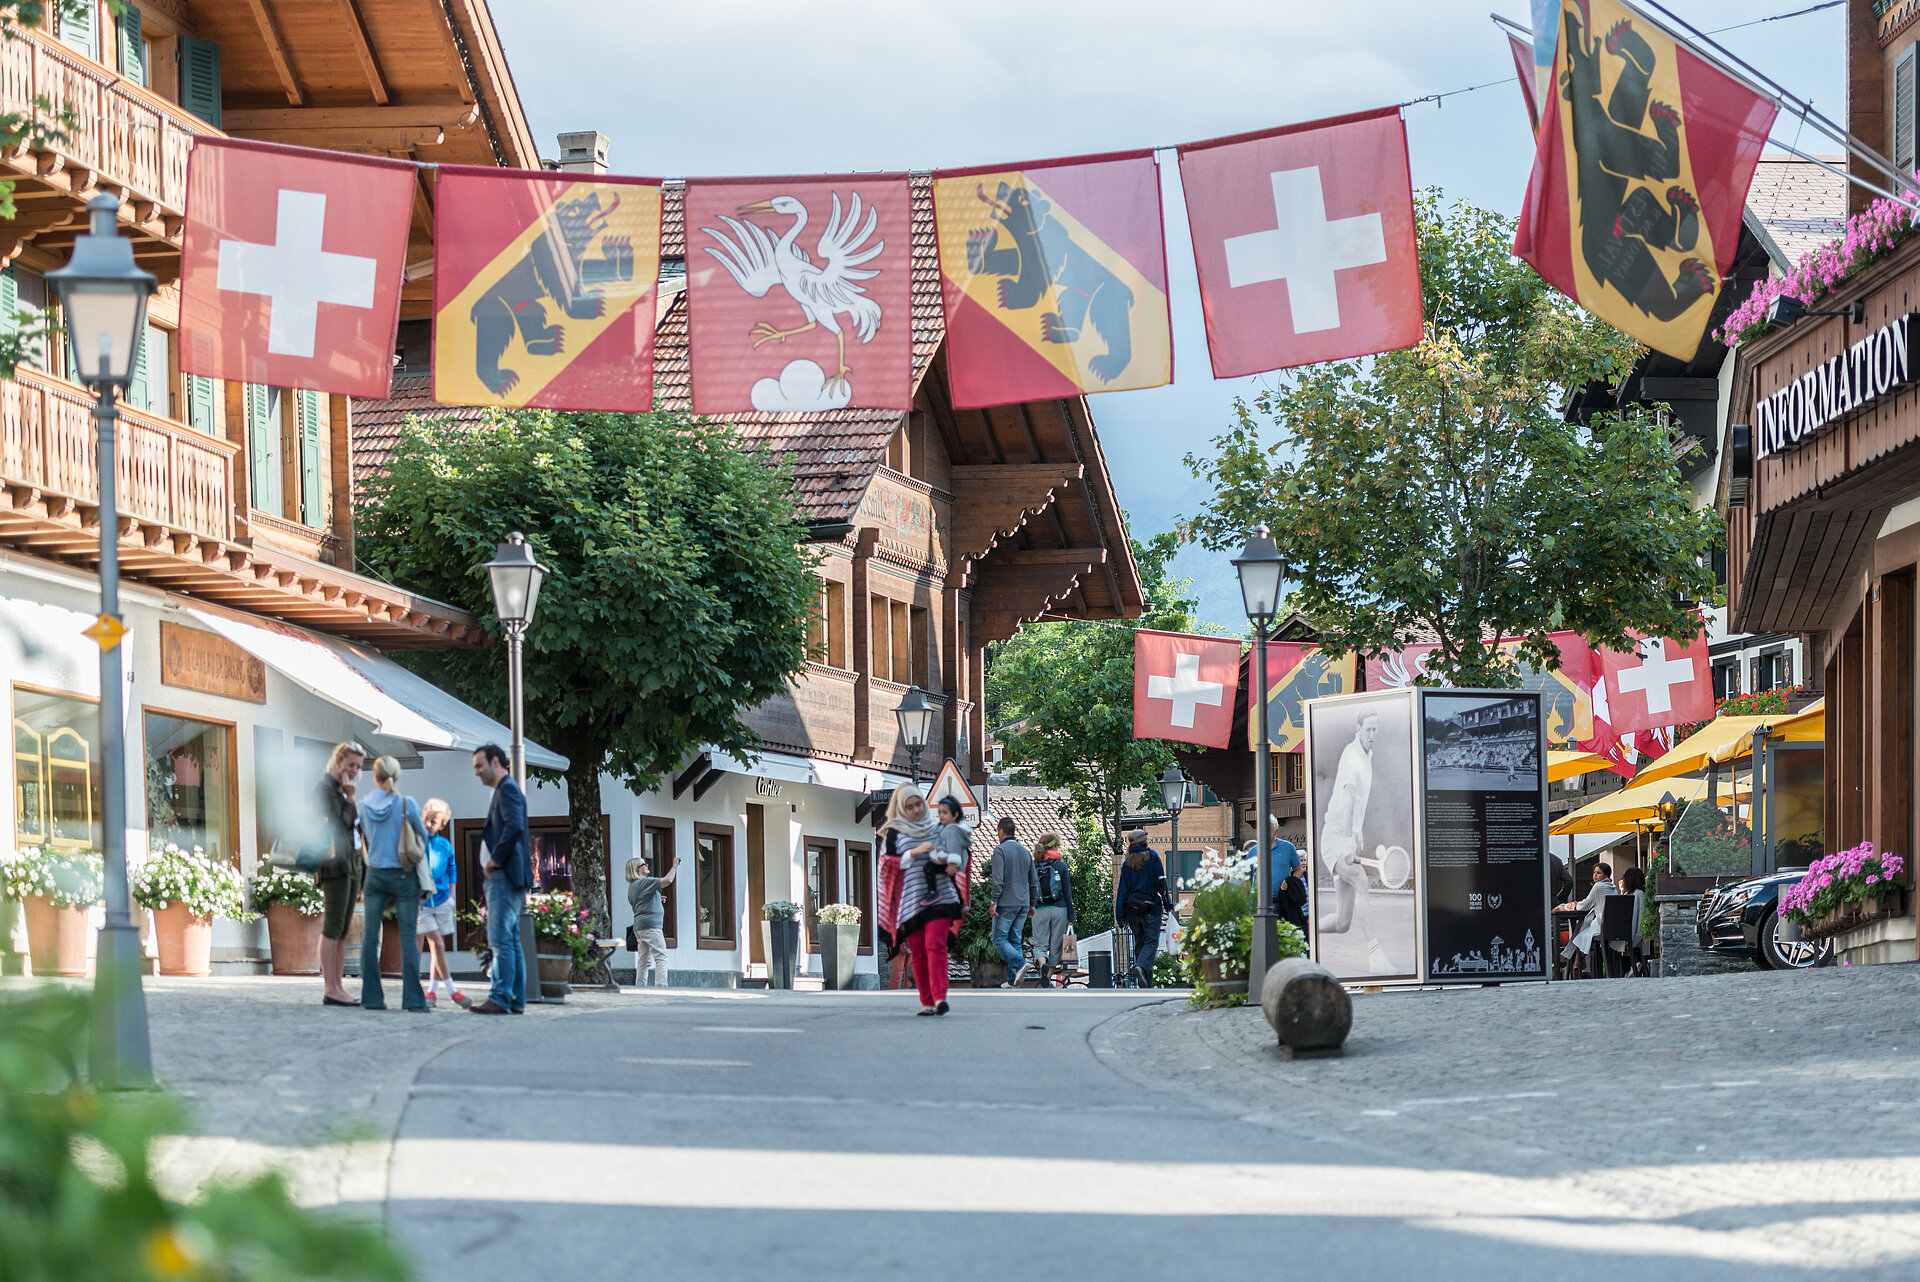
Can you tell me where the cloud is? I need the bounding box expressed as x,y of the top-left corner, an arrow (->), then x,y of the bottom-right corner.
750,360 -> 854,412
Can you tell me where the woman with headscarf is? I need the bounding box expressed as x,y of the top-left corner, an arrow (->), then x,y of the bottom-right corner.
1113,828 -> 1175,987
876,786 -> 969,1015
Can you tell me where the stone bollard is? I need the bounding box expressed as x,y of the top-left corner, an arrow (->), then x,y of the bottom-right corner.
1260,958 -> 1352,1059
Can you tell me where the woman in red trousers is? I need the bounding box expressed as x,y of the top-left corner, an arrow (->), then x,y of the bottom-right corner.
876,787 -> 970,1015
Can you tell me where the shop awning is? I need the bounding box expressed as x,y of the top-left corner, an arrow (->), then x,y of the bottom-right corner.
1547,750 -> 1615,782
1634,701 -> 1827,787
188,608 -> 568,770
1549,774 -> 1750,836
706,748 -> 910,795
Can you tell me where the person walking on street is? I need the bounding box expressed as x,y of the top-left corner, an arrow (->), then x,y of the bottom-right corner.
1030,832 -> 1074,987
626,853 -> 679,987
876,787 -> 968,1015
470,744 -> 531,1015
989,816 -> 1041,986
314,742 -> 367,1007
357,756 -> 431,1012
418,799 -> 466,1007
1114,829 -> 1175,987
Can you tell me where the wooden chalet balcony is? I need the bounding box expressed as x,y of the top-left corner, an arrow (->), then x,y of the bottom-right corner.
1,364 -> 234,540
0,23 -> 210,268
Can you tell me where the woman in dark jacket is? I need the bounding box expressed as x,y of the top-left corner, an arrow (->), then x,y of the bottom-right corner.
1113,829 -> 1175,986
315,742 -> 367,1007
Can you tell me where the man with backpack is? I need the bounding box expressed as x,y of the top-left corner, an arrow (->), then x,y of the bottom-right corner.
989,816 -> 1042,986
1029,833 -> 1075,987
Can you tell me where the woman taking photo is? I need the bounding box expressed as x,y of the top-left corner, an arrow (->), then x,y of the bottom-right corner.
314,742 -> 366,1007
357,756 -> 431,1012
876,787 -> 968,1015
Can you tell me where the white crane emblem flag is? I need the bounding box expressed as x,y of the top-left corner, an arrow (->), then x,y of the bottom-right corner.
687,176 -> 914,413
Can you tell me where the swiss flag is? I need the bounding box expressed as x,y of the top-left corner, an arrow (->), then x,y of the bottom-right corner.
180,138 -> 414,398
1133,630 -> 1241,749
1177,107 -> 1423,378
1598,632 -> 1713,737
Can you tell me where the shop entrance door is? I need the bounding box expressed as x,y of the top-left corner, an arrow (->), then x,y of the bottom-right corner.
746,803 -> 768,966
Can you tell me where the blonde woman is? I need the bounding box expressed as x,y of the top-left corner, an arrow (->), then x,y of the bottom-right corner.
625,853 -> 679,987
419,798 -> 466,1007
356,756 -> 430,1012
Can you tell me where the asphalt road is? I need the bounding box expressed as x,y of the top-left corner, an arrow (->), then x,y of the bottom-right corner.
370,983 -> 1886,1282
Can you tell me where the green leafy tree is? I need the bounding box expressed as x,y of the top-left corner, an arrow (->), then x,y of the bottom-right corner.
986,532 -> 1202,867
357,410 -> 818,932
1182,192 -> 1718,687
1067,803 -> 1113,939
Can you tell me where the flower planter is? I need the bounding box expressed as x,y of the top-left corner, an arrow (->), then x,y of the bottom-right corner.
971,959 -> 1007,988
820,922 -> 859,990
0,895 -> 23,975
265,903 -> 323,976
766,918 -> 800,990
379,918 -> 404,978
22,895 -> 89,977
152,902 -> 213,977
537,950 -> 572,1000
1201,955 -> 1249,999
1800,887 -> 1908,942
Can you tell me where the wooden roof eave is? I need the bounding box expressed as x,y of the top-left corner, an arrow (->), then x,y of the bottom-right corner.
443,0 -> 541,169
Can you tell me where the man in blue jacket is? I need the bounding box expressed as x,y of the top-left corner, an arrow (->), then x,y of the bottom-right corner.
470,743 -> 531,1015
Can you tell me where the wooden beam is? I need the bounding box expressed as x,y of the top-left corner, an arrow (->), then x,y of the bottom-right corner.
335,0 -> 391,105
989,547 -> 1107,566
245,0 -> 306,107
238,126 -> 445,150
220,104 -> 477,131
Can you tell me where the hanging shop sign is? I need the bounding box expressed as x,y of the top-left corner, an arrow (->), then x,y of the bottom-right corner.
1754,312 -> 1920,459
160,621 -> 267,703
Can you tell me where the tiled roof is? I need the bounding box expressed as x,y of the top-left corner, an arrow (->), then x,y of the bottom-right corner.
1744,154 -> 1848,270
353,177 -> 948,523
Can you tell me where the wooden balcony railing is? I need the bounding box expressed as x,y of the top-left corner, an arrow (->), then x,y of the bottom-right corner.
0,24 -> 213,215
0,366 -> 237,542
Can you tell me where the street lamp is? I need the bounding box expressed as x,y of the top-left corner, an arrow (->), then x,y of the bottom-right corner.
49,193 -> 157,1091
484,532 -> 548,792
1160,761 -> 1187,911
893,685 -> 935,785
1658,790 -> 1683,870
1233,525 -> 1285,1003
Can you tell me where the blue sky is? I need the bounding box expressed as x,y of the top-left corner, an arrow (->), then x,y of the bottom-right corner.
493,0 -> 1845,629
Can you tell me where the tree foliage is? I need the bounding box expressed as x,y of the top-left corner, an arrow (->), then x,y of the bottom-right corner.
1182,192 -> 1718,687
985,532 -> 1201,865
358,409 -> 818,928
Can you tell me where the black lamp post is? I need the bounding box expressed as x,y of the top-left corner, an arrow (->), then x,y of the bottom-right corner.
1160,761 -> 1187,909
1657,791 -> 1683,869
893,685 -> 934,786
1233,525 -> 1285,1003
484,532 -> 548,793
49,193 -> 157,1091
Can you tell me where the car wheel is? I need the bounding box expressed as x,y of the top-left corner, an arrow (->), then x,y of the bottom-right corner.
1758,907 -> 1833,970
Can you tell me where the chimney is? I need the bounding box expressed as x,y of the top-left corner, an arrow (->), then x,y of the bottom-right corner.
555,130 -> 610,175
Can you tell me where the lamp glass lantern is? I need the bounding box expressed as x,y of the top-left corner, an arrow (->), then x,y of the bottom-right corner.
1232,526 -> 1285,625
1159,761 -> 1187,815
47,194 -> 155,389
486,531 -> 548,628
894,686 -> 935,753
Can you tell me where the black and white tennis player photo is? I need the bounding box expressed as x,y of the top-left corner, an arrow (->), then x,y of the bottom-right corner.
1307,690 -> 1419,981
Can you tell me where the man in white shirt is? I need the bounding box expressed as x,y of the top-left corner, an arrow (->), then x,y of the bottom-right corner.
1319,710 -> 1392,974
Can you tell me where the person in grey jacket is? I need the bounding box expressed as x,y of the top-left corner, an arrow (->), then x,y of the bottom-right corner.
988,817 -> 1042,986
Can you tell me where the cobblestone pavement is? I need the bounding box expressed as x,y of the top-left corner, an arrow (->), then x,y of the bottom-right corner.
1096,963 -> 1920,1274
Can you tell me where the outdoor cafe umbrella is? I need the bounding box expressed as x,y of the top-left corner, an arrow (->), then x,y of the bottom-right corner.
1547,749 -> 1615,782
1549,773 -> 1751,836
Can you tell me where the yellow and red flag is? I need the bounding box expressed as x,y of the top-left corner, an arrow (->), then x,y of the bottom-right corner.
1249,644 -> 1357,753
932,150 -> 1171,410
685,176 -> 914,414
1513,0 -> 1775,360
433,165 -> 662,411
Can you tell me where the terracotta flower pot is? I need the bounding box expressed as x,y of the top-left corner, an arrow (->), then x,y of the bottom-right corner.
265,903 -> 323,976
153,901 -> 213,977
22,895 -> 89,977
380,917 -> 404,978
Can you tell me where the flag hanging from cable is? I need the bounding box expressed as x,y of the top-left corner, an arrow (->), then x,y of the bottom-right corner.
1513,0 -> 1777,360
1509,31 -> 1542,131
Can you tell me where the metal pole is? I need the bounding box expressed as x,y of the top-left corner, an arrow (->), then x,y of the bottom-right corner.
88,385 -> 150,1090
1248,623 -> 1280,1003
909,746 -> 921,788
507,623 -> 542,1003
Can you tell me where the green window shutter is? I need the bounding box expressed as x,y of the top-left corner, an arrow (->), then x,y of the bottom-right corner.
178,35 -> 221,128
298,389 -> 323,527
126,324 -> 150,412
246,384 -> 280,513
0,268 -> 18,344
58,0 -> 97,61
117,5 -> 143,84
187,375 -> 217,433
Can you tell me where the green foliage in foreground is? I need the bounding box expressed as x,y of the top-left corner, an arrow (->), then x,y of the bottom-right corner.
0,988 -> 407,1282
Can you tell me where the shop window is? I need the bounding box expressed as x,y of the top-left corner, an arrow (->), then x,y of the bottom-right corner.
13,687 -> 102,852
694,822 -> 735,948
804,837 -> 839,953
143,711 -> 235,865
844,840 -> 872,953
642,818 -> 678,948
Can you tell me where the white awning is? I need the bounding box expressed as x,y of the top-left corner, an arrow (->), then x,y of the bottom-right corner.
705,747 -> 908,795
188,607 -> 568,770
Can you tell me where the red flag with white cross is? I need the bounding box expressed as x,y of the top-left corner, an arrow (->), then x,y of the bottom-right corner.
1133,630 -> 1241,749
179,137 -> 414,398
1177,107 -> 1423,378
1597,631 -> 1713,736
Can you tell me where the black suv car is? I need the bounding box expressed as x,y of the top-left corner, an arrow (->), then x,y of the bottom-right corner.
1696,869 -> 1834,969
